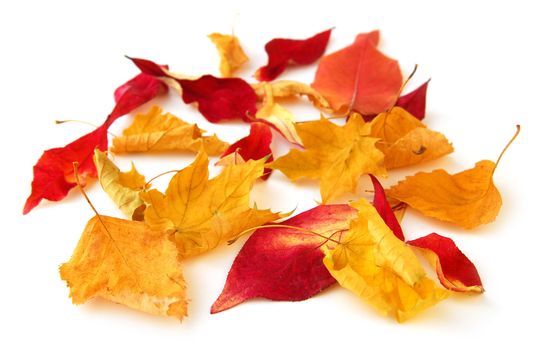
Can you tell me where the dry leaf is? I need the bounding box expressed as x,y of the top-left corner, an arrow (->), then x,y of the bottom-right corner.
111,105 -> 228,155
323,199 -> 448,322
141,150 -> 283,258
369,107 -> 453,169
252,80 -> 332,110
60,215 -> 188,319
269,115 -> 386,202
208,33 -> 249,77
94,150 -> 146,220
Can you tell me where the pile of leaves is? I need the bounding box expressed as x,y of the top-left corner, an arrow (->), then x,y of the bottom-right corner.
24,29 -> 518,322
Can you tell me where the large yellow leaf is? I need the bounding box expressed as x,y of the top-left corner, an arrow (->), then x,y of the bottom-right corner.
268,115 -> 386,203
111,105 -> 228,155
323,199 -> 448,322
141,150 -> 283,258
208,33 -> 248,77
94,150 -> 146,220
369,107 -> 453,169
387,160 -> 501,229
60,215 -> 188,319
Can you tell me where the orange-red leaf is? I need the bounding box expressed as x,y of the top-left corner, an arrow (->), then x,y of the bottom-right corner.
211,204 -> 356,313
312,30 -> 402,115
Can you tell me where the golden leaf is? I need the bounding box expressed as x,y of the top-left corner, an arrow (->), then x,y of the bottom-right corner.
111,106 -> 228,155
94,150 -> 146,220
252,80 -> 332,111
60,215 -> 188,319
141,150 -> 283,258
369,107 -> 453,169
208,33 -> 248,77
323,199 -> 448,322
268,115 -> 386,203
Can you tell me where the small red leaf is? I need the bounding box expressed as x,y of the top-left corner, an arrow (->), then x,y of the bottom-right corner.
112,73 -> 168,120
395,80 -> 430,120
211,204 -> 356,314
255,29 -> 332,82
408,233 -> 484,293
220,122 -> 274,180
369,175 -> 405,241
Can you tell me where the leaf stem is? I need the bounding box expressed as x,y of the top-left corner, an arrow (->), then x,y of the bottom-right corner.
227,224 -> 343,245
144,170 -> 181,187
494,124 -> 520,170
56,119 -> 117,138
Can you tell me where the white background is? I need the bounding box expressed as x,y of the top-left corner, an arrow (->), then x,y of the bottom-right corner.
1,0 -> 537,348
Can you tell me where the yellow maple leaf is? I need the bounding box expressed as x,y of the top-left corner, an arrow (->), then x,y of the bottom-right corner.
141,150 -> 283,258
111,106 -> 228,155
60,215 -> 188,320
208,33 -> 249,77
369,107 -> 453,169
323,199 -> 448,322
268,115 -> 386,203
94,150 -> 147,220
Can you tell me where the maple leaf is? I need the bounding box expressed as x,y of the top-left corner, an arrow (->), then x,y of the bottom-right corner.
220,122 -> 273,180
128,57 -> 258,123
252,80 -> 332,111
268,115 -> 386,203
23,73 -> 167,214
211,204 -> 356,313
111,105 -> 228,155
323,199 -> 448,322
312,30 -> 403,115
94,150 -> 147,220
369,106 -> 453,169
255,29 -> 332,81
208,33 -> 249,77
60,215 -> 188,319
408,233 -> 484,293
395,80 -> 430,120
141,150 -> 283,259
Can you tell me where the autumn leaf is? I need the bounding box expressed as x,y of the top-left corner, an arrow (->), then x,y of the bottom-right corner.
141,150 -> 283,258
211,204 -> 356,313
220,122 -> 273,180
370,175 -> 405,241
323,199 -> 448,322
312,30 -> 403,115
208,33 -> 249,77
128,57 -> 258,123
395,80 -> 430,120
408,233 -> 484,293
113,72 -> 169,117
255,29 -> 332,81
60,215 -> 188,319
94,150 -> 147,220
268,115 -> 386,203
252,80 -> 332,111
369,106 -> 453,169
111,105 -> 228,155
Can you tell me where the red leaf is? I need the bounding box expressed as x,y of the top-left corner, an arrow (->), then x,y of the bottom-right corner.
211,204 -> 356,313
312,30 -> 402,115
220,122 -> 274,180
128,57 -> 258,123
408,233 -> 484,293
255,29 -> 332,82
369,175 -> 405,241
112,73 -> 168,120
395,79 -> 430,120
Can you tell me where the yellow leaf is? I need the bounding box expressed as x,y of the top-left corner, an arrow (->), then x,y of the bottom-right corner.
252,80 -> 332,111
94,150 -> 146,220
268,115 -> 386,203
369,107 -> 453,169
387,160 -> 501,229
141,150 -> 283,258
111,106 -> 228,156
208,33 -> 248,77
60,215 -> 188,320
323,199 -> 448,322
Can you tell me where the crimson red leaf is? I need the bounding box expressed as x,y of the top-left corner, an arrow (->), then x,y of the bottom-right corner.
408,233 -> 484,293
211,204 -> 356,313
369,175 -> 405,241
220,122 -> 273,180
128,57 -> 257,123
112,73 -> 168,120
255,29 -> 332,82
395,79 -> 430,120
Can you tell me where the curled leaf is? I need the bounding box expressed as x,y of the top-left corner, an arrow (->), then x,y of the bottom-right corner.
252,80 -> 332,111
255,29 -> 332,81
395,80 -> 430,120
111,105 -> 228,155
208,33 -> 249,77
60,215 -> 188,319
